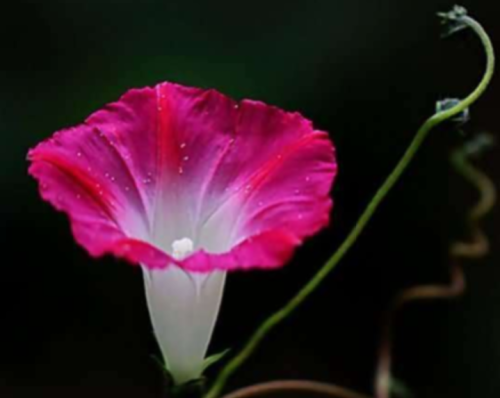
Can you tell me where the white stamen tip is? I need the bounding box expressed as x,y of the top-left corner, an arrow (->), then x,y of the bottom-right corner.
172,237 -> 194,259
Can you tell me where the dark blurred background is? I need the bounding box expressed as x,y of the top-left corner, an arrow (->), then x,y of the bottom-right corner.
1,0 -> 500,397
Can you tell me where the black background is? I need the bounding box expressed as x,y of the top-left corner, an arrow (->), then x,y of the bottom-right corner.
1,1 -> 500,397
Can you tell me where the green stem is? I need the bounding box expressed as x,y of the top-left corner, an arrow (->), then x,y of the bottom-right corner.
206,10 -> 494,398
450,134 -> 497,223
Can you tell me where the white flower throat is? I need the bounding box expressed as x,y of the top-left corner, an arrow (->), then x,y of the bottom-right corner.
172,237 -> 194,259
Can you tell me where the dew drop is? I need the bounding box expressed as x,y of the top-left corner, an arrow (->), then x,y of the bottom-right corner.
180,142 -> 187,149
178,166 -> 184,174
294,189 -> 300,194
125,186 -> 130,192
234,104 -> 239,109
77,152 -> 82,158
76,194 -> 81,199
183,156 -> 189,161
110,176 -> 116,182
277,154 -> 283,160
105,173 -> 110,178
305,176 -> 311,182
258,201 -> 263,207
298,214 -> 303,220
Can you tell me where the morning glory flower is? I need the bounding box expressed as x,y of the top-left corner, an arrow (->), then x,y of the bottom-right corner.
28,82 -> 337,384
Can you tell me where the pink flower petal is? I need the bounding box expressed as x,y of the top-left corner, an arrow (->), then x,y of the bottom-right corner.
28,82 -> 337,272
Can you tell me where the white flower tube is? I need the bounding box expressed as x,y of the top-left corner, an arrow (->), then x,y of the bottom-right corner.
143,238 -> 226,384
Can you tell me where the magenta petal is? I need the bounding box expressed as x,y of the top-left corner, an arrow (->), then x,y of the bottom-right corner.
28,82 -> 337,272
182,229 -> 300,272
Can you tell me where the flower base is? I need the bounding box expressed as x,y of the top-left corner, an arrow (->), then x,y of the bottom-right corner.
167,377 -> 207,398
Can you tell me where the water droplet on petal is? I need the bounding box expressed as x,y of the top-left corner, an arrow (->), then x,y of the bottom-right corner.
183,156 -> 189,161
125,186 -> 130,192
76,194 -> 81,199
180,142 -> 187,149
305,176 -> 311,182
277,154 -> 283,160
77,152 -> 82,158
294,189 -> 300,194
298,214 -> 303,220
178,166 -> 184,174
